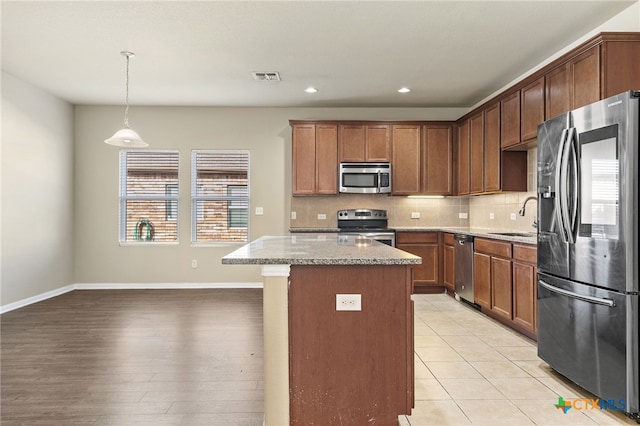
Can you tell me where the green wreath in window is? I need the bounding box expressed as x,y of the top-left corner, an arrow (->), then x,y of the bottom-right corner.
134,219 -> 155,241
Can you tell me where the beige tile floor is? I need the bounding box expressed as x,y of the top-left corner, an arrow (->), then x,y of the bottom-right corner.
400,294 -> 637,426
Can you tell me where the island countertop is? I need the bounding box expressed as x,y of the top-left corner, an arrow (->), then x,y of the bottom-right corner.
221,234 -> 421,266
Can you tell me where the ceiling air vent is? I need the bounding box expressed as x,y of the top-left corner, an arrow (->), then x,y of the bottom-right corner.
252,72 -> 281,81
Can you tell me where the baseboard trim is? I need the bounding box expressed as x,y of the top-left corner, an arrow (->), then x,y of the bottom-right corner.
1,282 -> 263,314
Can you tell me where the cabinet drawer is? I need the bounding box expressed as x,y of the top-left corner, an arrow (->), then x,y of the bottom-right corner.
474,238 -> 512,258
443,233 -> 455,246
513,244 -> 537,264
396,232 -> 438,244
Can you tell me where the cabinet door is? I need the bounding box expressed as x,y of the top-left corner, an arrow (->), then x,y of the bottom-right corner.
457,120 -> 470,195
399,243 -> 438,287
545,63 -> 571,120
443,242 -> 455,292
469,112 -> 484,194
338,124 -> 365,162
602,40 -> 640,98
292,124 -> 317,195
483,102 -> 501,193
571,46 -> 600,110
315,124 -> 338,194
424,125 -> 453,195
365,124 -> 391,161
392,124 -> 421,195
513,261 -> 537,334
521,77 -> 545,142
501,91 -> 520,148
490,257 -> 512,320
473,252 -> 491,308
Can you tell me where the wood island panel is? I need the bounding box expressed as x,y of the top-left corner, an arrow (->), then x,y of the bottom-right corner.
288,264 -> 413,425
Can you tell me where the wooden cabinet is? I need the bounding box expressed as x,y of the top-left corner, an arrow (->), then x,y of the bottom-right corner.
457,120 -> 470,196
396,232 -> 440,293
291,122 -> 338,195
473,251 -> 491,308
338,124 -> 391,162
500,91 -> 520,149
474,238 -> 512,320
483,102 -> 501,193
423,124 -> 453,195
469,112 -> 484,194
392,123 -> 453,196
512,244 -> 537,335
474,237 -> 537,340
442,233 -> 455,292
520,77 -> 545,142
546,46 -> 599,119
391,124 -> 422,195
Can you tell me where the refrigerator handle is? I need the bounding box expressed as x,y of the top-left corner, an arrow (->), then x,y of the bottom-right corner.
554,128 -> 569,242
539,280 -> 616,307
567,127 -> 579,244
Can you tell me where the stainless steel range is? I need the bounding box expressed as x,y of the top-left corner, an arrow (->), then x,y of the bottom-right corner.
337,209 -> 395,246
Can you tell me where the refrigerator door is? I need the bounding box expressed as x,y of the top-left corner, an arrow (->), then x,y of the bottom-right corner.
537,91 -> 638,293
569,91 -> 638,293
537,113 -> 571,278
537,272 -> 639,414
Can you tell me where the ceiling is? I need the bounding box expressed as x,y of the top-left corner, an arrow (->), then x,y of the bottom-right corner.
1,1 -> 636,108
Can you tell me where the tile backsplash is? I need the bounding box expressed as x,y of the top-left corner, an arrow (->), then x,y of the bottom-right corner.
290,148 -> 538,232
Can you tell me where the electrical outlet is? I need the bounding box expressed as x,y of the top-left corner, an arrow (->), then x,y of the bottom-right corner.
336,294 -> 361,311
459,212 -> 468,219
511,212 -> 517,220
317,213 -> 327,220
411,212 -> 420,219
291,211 -> 297,220
255,207 -> 264,215
191,259 -> 198,269
489,212 -> 495,220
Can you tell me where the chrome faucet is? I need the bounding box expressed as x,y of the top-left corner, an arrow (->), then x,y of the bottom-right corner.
519,196 -> 538,228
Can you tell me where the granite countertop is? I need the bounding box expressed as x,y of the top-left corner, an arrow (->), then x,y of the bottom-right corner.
289,227 -> 537,244
221,235 -> 422,266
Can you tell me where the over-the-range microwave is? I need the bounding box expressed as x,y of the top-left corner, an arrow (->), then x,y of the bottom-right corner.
339,162 -> 392,194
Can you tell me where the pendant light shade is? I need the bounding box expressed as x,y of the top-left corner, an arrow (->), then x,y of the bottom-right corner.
105,51 -> 148,148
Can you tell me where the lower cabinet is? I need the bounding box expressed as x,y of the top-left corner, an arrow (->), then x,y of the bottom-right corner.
442,233 -> 455,293
396,232 -> 440,293
473,237 -> 537,340
512,244 -> 538,335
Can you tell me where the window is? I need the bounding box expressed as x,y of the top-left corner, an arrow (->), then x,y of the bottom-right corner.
119,151 -> 179,243
191,150 -> 249,243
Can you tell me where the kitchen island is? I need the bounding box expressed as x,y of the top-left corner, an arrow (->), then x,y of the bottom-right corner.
222,234 -> 421,426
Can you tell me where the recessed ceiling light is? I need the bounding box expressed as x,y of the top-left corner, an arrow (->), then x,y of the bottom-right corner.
305,87 -> 318,93
398,87 -> 411,94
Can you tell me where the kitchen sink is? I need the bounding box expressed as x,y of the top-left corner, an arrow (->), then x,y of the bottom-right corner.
489,232 -> 537,237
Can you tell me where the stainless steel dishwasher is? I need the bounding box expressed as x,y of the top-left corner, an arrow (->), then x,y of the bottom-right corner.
454,234 -> 475,305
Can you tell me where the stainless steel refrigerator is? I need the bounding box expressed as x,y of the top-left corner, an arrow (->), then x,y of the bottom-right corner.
537,91 -> 639,421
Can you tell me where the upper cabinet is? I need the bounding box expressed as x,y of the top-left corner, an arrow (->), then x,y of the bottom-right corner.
291,122 -> 338,196
338,124 -> 391,162
520,77 -> 545,143
457,120 -> 470,196
546,46 -> 599,119
423,124 -> 453,195
484,102 -> 501,193
392,123 -> 453,196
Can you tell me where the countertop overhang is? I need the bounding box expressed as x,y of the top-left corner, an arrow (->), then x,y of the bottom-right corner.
221,234 -> 422,266
290,227 -> 537,244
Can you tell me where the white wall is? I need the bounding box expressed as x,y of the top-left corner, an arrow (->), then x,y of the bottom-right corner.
1,71 -> 75,306
74,106 -> 466,285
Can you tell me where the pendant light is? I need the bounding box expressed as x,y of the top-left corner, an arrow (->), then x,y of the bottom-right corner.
105,51 -> 148,147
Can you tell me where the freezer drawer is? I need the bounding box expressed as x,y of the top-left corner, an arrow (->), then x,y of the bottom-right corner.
537,272 -> 639,415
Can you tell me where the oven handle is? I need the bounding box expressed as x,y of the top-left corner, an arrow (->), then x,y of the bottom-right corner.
539,280 -> 615,307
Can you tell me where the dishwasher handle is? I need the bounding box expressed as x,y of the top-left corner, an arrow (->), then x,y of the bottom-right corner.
453,234 -> 474,244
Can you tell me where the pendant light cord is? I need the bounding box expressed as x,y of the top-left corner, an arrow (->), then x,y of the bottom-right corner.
124,54 -> 131,129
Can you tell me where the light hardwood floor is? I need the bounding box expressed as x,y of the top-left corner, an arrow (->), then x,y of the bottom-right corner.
1,290 -> 636,425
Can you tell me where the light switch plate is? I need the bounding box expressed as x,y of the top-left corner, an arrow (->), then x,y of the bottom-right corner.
459,212 -> 468,219
411,212 -> 420,219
